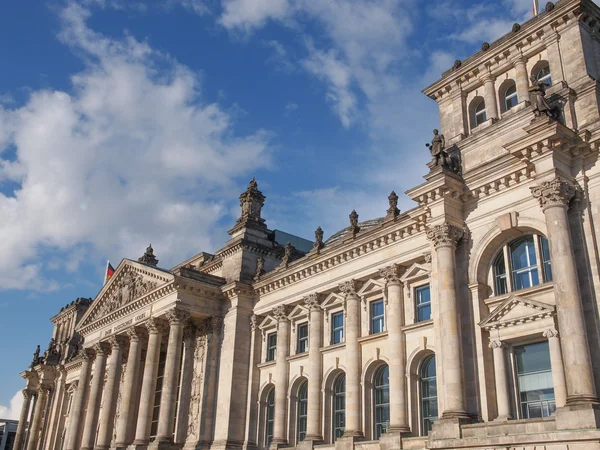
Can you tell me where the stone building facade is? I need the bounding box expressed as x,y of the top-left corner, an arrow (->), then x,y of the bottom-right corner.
13,0 -> 600,449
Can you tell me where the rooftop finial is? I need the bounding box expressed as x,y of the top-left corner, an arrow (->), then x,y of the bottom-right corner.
234,177 -> 266,230
313,226 -> 325,253
139,244 -> 159,266
386,191 -> 400,220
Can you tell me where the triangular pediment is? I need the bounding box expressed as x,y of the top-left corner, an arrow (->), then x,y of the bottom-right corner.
288,304 -> 308,321
400,262 -> 430,283
78,260 -> 173,329
479,295 -> 555,330
357,279 -> 384,297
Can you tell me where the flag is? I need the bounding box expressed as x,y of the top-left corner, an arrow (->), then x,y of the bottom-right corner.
533,0 -> 539,16
104,261 -> 115,284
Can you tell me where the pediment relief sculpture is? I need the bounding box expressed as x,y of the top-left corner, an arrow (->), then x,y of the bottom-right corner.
88,269 -> 160,323
479,295 -> 555,330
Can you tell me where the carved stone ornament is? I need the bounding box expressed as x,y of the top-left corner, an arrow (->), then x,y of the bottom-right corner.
254,256 -> 265,281
22,388 -> 35,400
126,327 -> 141,342
145,317 -> 167,335
489,339 -> 506,349
426,223 -> 464,249
108,335 -> 127,349
530,177 -> 576,210
91,269 -> 159,321
250,315 -> 260,331
512,23 -> 521,33
166,308 -> 191,325
313,226 -> 325,252
279,242 -> 294,269
339,279 -> 359,297
93,342 -> 109,356
304,293 -> 323,312
236,177 -> 266,227
543,328 -> 559,339
138,244 -> 159,266
386,191 -> 400,219
272,305 -> 290,322
349,210 -> 360,238
379,263 -> 403,284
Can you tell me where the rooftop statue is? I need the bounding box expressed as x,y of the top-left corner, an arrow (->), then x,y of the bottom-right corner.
529,74 -> 559,120
426,129 -> 459,174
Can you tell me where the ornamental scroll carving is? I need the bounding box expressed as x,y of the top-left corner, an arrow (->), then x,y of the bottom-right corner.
530,177 -> 576,210
426,223 -> 464,249
489,339 -> 506,349
272,305 -> 290,322
91,270 -> 158,321
339,279 -> 359,297
304,293 -> 323,312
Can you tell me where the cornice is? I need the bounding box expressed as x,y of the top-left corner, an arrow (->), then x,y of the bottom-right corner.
406,170 -> 468,207
222,281 -> 255,300
78,282 -> 176,336
253,213 -> 428,296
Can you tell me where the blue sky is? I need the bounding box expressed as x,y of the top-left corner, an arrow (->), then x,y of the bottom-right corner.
0,0 -> 541,416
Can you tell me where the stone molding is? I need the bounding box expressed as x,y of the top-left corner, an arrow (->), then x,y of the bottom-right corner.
480,294 -> 555,330
93,342 -> 110,356
107,335 -> 127,349
543,328 -> 560,339
426,223 -> 464,249
530,177 -> 576,210
22,388 -> 35,399
488,339 -> 506,349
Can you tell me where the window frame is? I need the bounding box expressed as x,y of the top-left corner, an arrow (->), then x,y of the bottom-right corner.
297,322 -> 309,354
297,381 -> 308,443
331,311 -> 344,345
265,388 -> 275,447
373,365 -> 390,440
419,355 -> 438,437
474,98 -> 487,127
333,374 -> 346,441
266,332 -> 277,362
370,299 -> 385,334
504,82 -> 519,111
536,65 -> 552,87
415,284 -> 432,323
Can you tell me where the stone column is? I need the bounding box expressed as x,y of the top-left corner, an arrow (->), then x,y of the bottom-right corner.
531,178 -> 598,405
272,305 -> 291,445
481,72 -> 498,120
175,325 -> 196,443
304,294 -> 323,441
198,317 -> 223,444
156,309 -> 190,443
339,280 -> 363,437
26,385 -> 51,450
95,336 -> 125,450
426,223 -> 469,419
81,344 -> 108,450
513,55 -> 530,104
65,350 -> 93,450
544,328 -> 567,408
379,264 -> 410,432
489,340 -> 511,420
133,318 -> 165,445
13,389 -> 34,450
114,328 -> 143,448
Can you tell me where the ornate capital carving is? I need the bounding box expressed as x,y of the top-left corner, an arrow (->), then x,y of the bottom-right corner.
530,177 -> 576,210
304,293 -> 323,312
426,223 -> 464,249
272,305 -> 290,322
489,339 -> 506,349
339,279 -> 359,297
543,328 -> 559,339
126,327 -> 142,342
166,308 -> 191,325
39,384 -> 52,395
93,342 -> 109,356
211,317 -> 224,334
22,388 -> 35,400
145,317 -> 167,335
250,315 -> 261,332
379,263 -> 404,284
107,335 -> 127,349
79,348 -> 94,362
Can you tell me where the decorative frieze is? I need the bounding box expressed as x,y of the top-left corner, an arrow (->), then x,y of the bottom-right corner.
530,177 -> 576,209
426,223 -> 464,249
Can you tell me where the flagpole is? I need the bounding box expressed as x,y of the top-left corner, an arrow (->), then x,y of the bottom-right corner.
533,0 -> 539,16
104,260 -> 109,285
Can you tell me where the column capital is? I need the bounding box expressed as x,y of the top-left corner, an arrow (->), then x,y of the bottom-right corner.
426,223 -> 464,249
126,326 -> 144,342
543,328 -> 560,339
38,384 -> 52,395
145,316 -> 168,334
479,71 -> 495,83
107,334 -> 127,350
93,342 -> 110,356
512,54 -> 526,65
304,293 -> 324,312
165,308 -> 191,325
530,177 -> 576,210
78,347 -> 94,362
22,388 -> 35,399
489,339 -> 506,349
378,263 -> 404,285
339,279 -> 360,297
272,305 -> 291,322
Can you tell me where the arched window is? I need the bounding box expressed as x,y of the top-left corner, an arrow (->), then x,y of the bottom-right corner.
503,81 -> 519,111
492,234 -> 552,295
374,365 -> 390,440
333,374 -> 346,441
535,63 -> 552,87
297,381 -> 308,443
265,389 -> 275,447
470,96 -> 486,130
420,356 -> 437,436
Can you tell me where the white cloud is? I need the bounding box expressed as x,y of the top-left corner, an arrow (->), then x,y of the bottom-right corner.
220,0 -> 291,31
0,2 -> 271,290
0,390 -> 23,420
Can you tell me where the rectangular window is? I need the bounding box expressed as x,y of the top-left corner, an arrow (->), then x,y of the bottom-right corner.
370,300 -> 385,334
297,323 -> 309,354
266,333 -> 277,362
415,285 -> 431,322
514,341 -> 556,419
331,312 -> 344,345
540,237 -> 552,282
